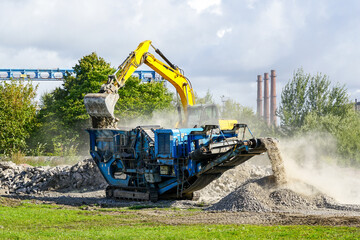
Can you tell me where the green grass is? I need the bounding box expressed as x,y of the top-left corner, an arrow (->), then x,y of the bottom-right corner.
0,199 -> 359,239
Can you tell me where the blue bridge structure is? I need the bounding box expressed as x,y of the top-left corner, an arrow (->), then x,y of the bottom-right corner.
0,69 -> 162,82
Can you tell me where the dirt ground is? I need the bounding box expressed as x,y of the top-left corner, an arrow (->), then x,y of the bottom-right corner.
1,189 -> 360,227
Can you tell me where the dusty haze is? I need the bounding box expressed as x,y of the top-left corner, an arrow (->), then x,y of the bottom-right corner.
279,132 -> 360,204
116,110 -> 180,129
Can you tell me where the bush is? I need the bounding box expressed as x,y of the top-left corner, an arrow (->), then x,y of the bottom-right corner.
0,80 -> 38,155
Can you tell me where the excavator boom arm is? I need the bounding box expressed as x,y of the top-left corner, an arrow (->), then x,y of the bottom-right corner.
144,53 -> 195,111
112,40 -> 195,110
84,40 -> 195,121
111,40 -> 152,88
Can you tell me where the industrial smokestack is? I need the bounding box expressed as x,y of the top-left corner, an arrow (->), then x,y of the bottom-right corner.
257,75 -> 263,117
270,70 -> 277,125
264,72 -> 270,125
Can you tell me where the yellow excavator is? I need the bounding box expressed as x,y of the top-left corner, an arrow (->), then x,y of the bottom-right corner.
84,40 -> 237,129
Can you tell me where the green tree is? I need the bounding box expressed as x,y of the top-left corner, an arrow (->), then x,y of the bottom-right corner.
0,80 -> 38,155
31,52 -> 114,154
278,68 -> 350,136
56,52 -> 114,124
301,109 -> 360,166
195,89 -> 214,104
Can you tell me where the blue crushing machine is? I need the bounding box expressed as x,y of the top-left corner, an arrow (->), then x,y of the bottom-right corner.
87,124 -> 266,201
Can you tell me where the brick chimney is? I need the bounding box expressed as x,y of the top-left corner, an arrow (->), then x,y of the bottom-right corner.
264,72 -> 270,125
270,70 -> 277,125
257,75 -> 263,117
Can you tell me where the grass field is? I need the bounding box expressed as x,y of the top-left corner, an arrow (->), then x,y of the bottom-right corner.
0,198 -> 359,239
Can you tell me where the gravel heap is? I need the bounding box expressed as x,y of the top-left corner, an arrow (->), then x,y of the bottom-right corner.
0,159 -> 107,194
196,161 -> 272,203
207,138 -> 359,213
206,175 -> 357,212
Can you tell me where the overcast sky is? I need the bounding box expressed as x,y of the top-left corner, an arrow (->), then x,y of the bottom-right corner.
1,0 -> 360,110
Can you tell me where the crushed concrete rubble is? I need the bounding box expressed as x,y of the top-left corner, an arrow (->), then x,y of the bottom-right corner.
0,159 -> 107,194
196,162 -> 273,203
197,157 -> 341,213
206,176 -> 338,212
206,139 -> 360,213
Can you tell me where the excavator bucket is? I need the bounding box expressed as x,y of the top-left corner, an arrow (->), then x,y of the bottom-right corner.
84,93 -> 119,118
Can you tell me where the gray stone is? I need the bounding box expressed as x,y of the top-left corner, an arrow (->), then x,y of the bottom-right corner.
0,159 -> 107,194
16,188 -> 27,194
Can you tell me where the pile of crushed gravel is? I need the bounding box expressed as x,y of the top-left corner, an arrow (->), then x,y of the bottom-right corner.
206,139 -> 360,213
0,159 -> 107,194
206,175 -> 360,212
195,160 -> 272,203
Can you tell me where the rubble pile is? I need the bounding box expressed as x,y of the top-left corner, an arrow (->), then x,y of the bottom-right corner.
207,139 -> 359,213
196,162 -> 272,203
206,175 -> 355,212
0,159 -> 107,194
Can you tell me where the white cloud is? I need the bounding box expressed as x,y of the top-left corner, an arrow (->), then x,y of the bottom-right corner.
246,0 -> 258,9
187,0 -> 222,15
0,47 -> 75,69
216,27 -> 232,38
1,0 -> 360,108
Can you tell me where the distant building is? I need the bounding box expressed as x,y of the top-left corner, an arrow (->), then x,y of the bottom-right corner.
355,99 -> 360,111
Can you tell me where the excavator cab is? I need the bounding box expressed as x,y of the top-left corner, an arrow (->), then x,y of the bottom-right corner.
186,104 -> 220,128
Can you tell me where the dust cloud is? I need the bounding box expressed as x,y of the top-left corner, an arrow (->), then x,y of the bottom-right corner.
278,132 -> 360,204
116,110 -> 180,129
